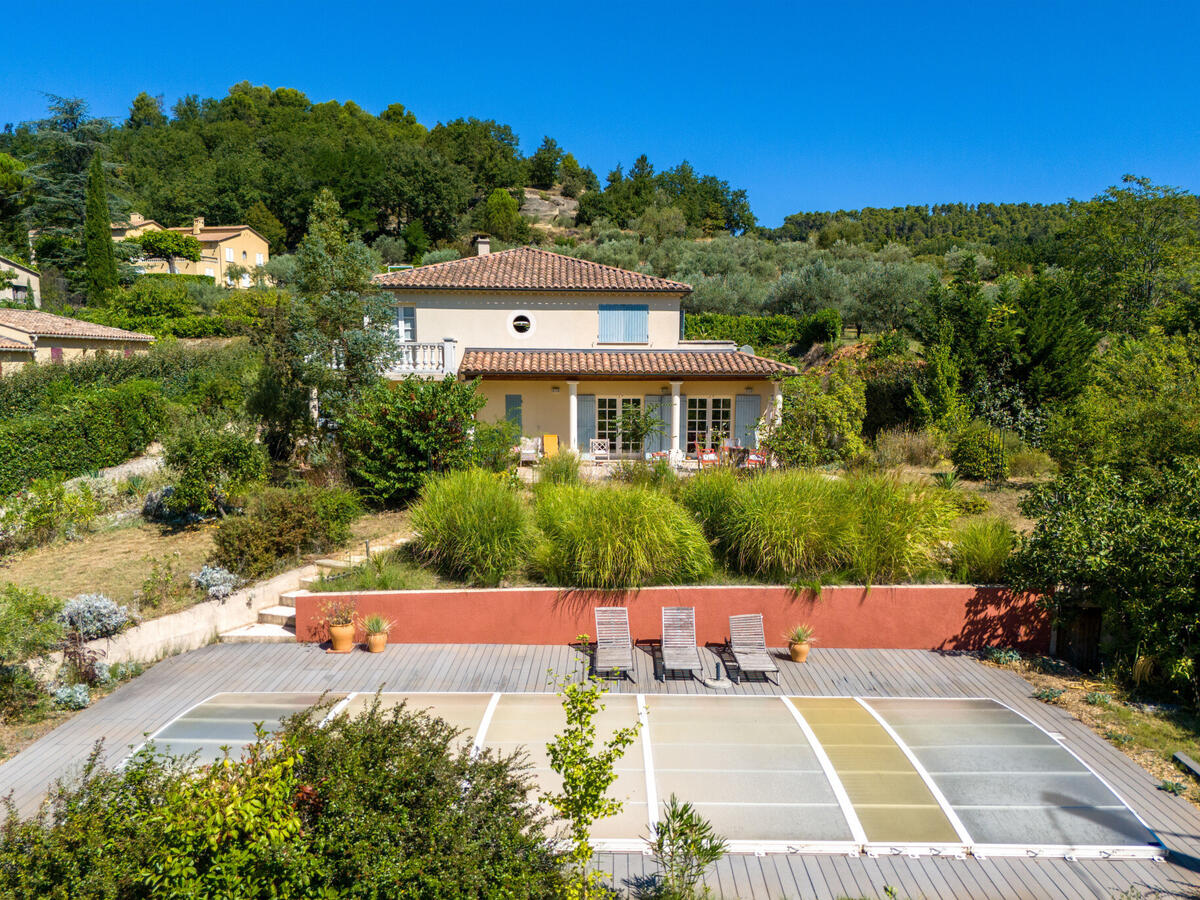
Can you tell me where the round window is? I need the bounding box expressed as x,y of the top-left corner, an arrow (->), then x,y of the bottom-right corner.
511,314 -> 532,334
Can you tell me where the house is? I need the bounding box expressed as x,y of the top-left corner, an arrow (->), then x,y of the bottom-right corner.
0,309 -> 153,374
111,214 -> 270,288
371,239 -> 796,457
0,256 -> 40,307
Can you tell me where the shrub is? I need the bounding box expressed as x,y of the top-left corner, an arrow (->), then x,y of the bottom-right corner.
941,488 -> 990,515
162,417 -> 268,516
58,593 -> 132,640
873,427 -> 946,468
52,683 -> 90,710
1008,445 -> 1056,478
798,307 -> 842,349
0,665 -> 48,723
471,418 -> 520,472
950,420 -> 1010,481
0,477 -> 104,551
762,364 -> 866,467
410,468 -> 533,586
0,380 -> 166,497
340,377 -> 486,507
211,486 -> 363,580
609,459 -> 676,489
190,565 -> 242,600
534,485 -> 714,589
0,584 -> 62,666
951,517 -> 1016,583
536,451 -> 581,485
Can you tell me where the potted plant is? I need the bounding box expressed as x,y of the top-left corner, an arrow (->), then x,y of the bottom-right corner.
322,600 -> 356,652
785,624 -> 816,663
363,614 -> 392,653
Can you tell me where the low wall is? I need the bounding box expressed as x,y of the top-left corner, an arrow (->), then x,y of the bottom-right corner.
291,584 -> 1050,652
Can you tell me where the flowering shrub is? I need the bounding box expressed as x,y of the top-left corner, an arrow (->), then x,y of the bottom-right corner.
58,594 -> 133,640
53,683 -> 90,709
190,565 -> 242,600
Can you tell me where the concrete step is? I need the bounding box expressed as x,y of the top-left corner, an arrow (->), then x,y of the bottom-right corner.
218,622 -> 296,644
257,605 -> 297,627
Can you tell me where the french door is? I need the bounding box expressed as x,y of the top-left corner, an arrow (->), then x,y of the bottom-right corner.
597,396 -> 644,454
686,397 -> 732,453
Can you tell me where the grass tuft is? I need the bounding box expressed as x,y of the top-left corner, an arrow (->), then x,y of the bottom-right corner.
950,516 -> 1016,583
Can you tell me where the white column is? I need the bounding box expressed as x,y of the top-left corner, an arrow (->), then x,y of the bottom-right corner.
567,381 -> 579,452
670,380 -> 683,457
773,383 -> 783,424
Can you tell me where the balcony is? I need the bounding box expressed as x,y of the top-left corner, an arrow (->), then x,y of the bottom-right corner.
384,339 -> 458,379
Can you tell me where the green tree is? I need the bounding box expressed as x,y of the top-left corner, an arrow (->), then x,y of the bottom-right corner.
763,364 -> 867,466
83,153 -> 117,301
127,230 -> 201,274
1061,175 -> 1200,331
243,200 -> 287,254
162,416 -> 268,516
766,260 -> 850,317
482,188 -> 527,242
529,136 -> 563,189
125,91 -> 167,130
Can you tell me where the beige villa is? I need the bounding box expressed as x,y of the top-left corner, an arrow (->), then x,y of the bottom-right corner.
111,214 -> 270,288
0,255 -> 40,307
372,240 -> 795,458
0,309 -> 153,374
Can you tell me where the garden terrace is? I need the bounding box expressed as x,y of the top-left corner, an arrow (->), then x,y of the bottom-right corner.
2,642 -> 1198,899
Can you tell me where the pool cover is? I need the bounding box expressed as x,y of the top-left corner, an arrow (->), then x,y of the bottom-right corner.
136,692 -> 1163,859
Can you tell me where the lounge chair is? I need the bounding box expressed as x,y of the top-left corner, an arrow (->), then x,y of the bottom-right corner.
727,614 -> 779,684
660,607 -> 703,681
593,607 -> 634,680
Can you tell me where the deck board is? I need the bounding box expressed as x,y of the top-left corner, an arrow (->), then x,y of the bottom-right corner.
1,642 -> 1198,899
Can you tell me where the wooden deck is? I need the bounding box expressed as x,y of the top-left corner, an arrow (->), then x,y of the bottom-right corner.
2,642 -> 1199,899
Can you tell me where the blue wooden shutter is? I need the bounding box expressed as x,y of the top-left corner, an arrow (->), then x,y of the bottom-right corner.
577,394 -> 596,450
505,394 -> 522,432
734,394 -> 762,448
598,304 -> 649,343
644,395 -> 669,453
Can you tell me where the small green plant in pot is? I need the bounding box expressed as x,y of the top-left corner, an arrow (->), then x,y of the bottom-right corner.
785,624 -> 816,663
321,599 -> 356,652
362,613 -> 392,653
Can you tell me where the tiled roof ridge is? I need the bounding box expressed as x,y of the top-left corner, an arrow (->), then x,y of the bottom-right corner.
0,309 -> 154,342
458,347 -> 797,377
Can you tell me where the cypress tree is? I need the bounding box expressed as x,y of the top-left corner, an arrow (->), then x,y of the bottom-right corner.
84,152 -> 117,301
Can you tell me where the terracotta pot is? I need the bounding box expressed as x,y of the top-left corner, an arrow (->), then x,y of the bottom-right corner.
329,622 -> 355,652
366,633 -> 387,653
788,641 -> 811,663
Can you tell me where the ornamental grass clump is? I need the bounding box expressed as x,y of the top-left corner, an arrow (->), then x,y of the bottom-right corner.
534,484 -> 714,589
842,473 -> 956,584
950,516 -> 1017,583
678,467 -> 738,553
410,468 -> 534,587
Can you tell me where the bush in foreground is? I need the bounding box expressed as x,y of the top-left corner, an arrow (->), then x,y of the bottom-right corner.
951,517 -> 1016,583
410,468 -> 533,586
211,485 -> 362,580
534,484 -> 714,589
0,702 -> 565,899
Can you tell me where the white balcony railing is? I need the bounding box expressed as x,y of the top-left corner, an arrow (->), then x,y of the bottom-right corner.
385,339 -> 457,378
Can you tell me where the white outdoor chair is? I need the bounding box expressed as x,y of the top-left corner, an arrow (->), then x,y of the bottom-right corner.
589,438 -> 610,464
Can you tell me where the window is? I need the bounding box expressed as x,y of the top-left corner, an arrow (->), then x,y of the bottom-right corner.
224,247 -> 234,262
686,396 -> 732,453
204,267 -> 214,277
509,312 -> 534,337
395,306 -> 416,342
242,251 -> 248,261
598,304 -> 649,343
255,253 -> 264,266
597,396 -> 643,454
505,394 -> 522,431
240,274 -> 251,288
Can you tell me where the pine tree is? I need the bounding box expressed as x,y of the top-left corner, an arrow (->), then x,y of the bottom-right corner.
83,152 -> 117,301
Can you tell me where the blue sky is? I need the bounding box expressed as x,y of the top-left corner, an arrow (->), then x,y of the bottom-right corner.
3,0 -> 1197,226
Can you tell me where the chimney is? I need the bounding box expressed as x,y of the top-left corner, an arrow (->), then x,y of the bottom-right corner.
475,235 -> 491,257
192,216 -> 204,235
129,212 -> 144,226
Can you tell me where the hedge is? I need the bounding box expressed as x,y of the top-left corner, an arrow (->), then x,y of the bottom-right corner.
0,341 -> 257,418
0,380 -> 167,496
72,307 -> 257,339
684,310 -> 843,352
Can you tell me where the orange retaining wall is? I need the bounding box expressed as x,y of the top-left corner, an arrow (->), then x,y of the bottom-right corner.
292,585 -> 1050,652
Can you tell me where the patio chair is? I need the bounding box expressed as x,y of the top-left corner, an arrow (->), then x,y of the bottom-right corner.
727,614 -> 779,684
743,450 -> 767,469
589,438 -> 610,464
697,448 -> 719,469
519,436 -> 541,466
660,607 -> 703,681
542,433 -> 560,457
593,607 -> 634,680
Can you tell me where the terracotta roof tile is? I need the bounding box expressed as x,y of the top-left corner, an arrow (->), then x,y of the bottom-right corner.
0,336 -> 32,351
0,309 -> 154,342
373,247 -> 691,293
459,349 -> 796,378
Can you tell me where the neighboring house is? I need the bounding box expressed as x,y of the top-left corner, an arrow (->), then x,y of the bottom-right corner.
0,309 -> 153,374
0,255 -> 40,308
372,239 -> 796,457
111,214 -> 270,288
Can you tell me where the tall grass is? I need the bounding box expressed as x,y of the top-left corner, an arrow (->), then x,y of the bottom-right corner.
696,470 -> 956,585
536,452 -> 581,485
951,517 -> 1016,583
409,468 -> 534,586
312,548 -> 439,592
874,427 -> 947,468
534,484 -> 714,589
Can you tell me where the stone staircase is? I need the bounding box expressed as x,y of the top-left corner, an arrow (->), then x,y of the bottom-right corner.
217,533 -> 411,644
